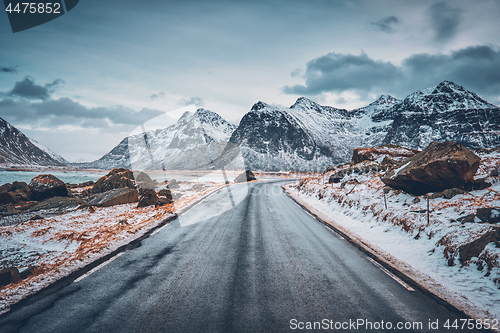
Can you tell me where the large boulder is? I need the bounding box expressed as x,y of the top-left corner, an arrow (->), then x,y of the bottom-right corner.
234,170 -> 256,183
381,141 -> 480,195
92,168 -> 135,194
137,189 -> 158,207
85,187 -> 139,207
0,181 -> 31,204
29,174 -> 68,201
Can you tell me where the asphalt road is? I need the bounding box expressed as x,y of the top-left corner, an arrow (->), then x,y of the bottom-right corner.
0,181 -> 485,332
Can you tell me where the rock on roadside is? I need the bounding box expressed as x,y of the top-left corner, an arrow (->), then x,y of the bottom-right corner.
137,189 -> 158,207
0,267 -> 21,286
381,141 -> 481,195
85,188 -> 139,207
29,174 -> 68,201
234,170 -> 256,183
459,228 -> 500,263
92,168 -> 135,194
158,189 -> 173,203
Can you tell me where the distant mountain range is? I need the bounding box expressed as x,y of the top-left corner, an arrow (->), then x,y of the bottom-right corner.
1,81 -> 499,171
74,108 -> 237,170
226,81 -> 500,171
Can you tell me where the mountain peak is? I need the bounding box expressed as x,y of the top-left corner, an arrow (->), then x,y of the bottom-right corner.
403,80 -> 494,111
375,95 -> 399,104
290,97 -> 319,109
433,80 -> 467,94
251,101 -> 269,111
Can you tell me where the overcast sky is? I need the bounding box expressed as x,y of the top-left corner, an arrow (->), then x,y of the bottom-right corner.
1,0 -> 500,161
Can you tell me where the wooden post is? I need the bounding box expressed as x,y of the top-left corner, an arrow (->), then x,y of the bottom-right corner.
383,191 -> 387,210
427,195 -> 430,225
298,174 -> 301,197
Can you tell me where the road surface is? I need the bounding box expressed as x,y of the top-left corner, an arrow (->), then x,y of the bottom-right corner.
0,180 -> 484,332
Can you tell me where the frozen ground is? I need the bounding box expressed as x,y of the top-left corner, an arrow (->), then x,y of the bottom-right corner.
0,179 -> 228,314
286,149 -> 500,322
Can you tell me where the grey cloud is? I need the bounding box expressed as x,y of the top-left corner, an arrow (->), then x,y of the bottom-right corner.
8,76 -> 64,100
428,1 -> 461,42
0,65 -> 17,73
403,45 -> 500,96
283,45 -> 500,103
181,96 -> 204,106
0,97 -> 164,129
150,92 -> 165,100
283,51 -> 403,95
372,16 -> 399,33
290,68 -> 303,78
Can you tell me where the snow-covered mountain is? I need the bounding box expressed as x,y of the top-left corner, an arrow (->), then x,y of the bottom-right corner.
227,99 -> 357,171
79,108 -> 237,170
77,80 -> 500,172
0,117 -> 65,166
29,139 -> 69,165
225,95 -> 403,171
228,81 -> 499,171
383,81 -> 500,149
349,94 -> 402,148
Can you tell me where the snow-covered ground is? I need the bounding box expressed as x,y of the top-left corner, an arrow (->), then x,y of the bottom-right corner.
286,149 -> 500,322
0,179 -> 229,314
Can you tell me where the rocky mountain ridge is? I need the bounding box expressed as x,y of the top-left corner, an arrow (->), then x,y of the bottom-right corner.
76,108 -> 237,170
2,80 -> 498,171
0,117 -> 64,167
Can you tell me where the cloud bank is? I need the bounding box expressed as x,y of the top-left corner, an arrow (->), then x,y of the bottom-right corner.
283,45 -> 500,103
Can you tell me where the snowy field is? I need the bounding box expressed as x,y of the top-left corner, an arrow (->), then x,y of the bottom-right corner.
285,150 -> 500,323
0,179 -> 229,314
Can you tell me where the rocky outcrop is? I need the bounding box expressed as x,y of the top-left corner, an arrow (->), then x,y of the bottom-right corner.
0,181 -> 32,204
137,189 -> 159,207
92,168 -> 135,194
158,189 -> 173,203
328,161 -> 383,184
234,170 -> 256,183
134,171 -> 156,189
167,179 -> 180,189
459,228 -> 500,263
29,197 -> 83,213
381,141 -> 481,195
85,188 -> 139,207
476,207 -> 500,223
351,145 -> 419,164
0,267 -> 21,286
29,174 -> 68,201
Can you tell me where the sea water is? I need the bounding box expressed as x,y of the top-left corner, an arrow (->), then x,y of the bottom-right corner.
0,170 -> 107,186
